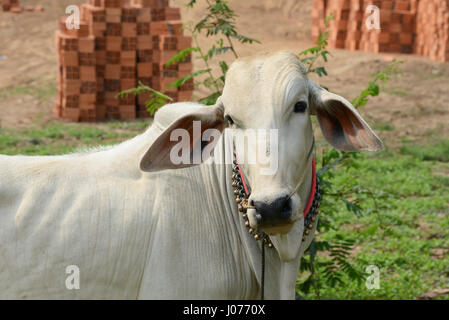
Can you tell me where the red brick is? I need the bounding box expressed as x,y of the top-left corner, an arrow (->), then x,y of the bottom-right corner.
137,36 -> 153,49
121,79 -> 137,90
60,51 -> 79,66
90,23 -> 107,37
400,33 -> 413,45
104,65 -> 121,79
80,66 -> 97,81
79,94 -> 97,105
137,63 -> 154,77
396,0 -> 410,11
78,37 -> 95,53
62,108 -> 80,122
178,90 -> 193,102
122,23 -> 137,37
62,80 -> 81,95
10,6 -> 22,14
106,36 -> 122,51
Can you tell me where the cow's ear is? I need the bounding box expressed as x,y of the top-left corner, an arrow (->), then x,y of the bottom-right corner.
140,100 -> 226,172
308,80 -> 383,152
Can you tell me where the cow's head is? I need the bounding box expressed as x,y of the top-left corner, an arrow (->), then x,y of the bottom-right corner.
140,51 -> 383,237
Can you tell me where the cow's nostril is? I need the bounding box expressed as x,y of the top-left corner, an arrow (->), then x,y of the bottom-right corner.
253,196 -> 293,227
281,197 -> 292,218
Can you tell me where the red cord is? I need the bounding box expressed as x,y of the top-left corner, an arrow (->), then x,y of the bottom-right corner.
302,156 -> 316,217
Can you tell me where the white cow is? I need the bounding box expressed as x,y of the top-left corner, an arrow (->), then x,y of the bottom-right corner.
0,51 -> 383,299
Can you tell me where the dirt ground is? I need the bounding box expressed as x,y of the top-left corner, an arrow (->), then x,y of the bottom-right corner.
1,0 -> 448,147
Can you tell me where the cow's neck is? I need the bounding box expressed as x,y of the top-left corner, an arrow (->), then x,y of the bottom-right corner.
218,131 -> 313,299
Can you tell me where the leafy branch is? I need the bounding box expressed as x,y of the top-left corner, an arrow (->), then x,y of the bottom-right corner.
351,60 -> 402,108
298,13 -> 333,77
166,0 -> 260,106
116,81 -> 173,116
296,14 -> 401,299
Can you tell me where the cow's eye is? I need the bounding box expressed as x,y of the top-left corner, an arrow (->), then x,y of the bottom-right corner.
294,101 -> 308,113
225,115 -> 234,125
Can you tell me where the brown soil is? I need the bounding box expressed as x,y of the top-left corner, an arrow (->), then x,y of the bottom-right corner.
0,0 -> 448,147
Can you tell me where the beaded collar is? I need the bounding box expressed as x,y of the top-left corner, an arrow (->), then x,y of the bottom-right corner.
231,145 -> 322,249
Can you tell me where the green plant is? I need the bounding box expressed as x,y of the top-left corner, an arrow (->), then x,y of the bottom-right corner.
116,81 -> 174,116
298,13 -> 333,78
119,0 -> 259,114
400,140 -> 449,163
296,19 -> 402,299
167,0 -> 259,105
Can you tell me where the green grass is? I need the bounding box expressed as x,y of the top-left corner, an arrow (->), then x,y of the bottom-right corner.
298,147 -> 449,300
374,122 -> 395,132
0,120 -> 150,155
0,80 -> 58,103
400,140 -> 449,162
384,85 -> 408,97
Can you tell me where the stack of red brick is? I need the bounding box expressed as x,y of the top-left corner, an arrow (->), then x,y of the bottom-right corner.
1,0 -> 44,13
1,0 -> 20,12
312,0 -> 449,62
359,0 -> 417,54
54,0 -> 193,122
415,0 -> 449,62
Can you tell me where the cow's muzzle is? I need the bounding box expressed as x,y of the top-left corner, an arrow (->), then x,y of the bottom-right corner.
247,195 -> 297,234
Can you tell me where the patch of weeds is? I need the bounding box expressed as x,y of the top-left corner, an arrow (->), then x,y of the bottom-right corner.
384,88 -> 408,97
0,80 -> 57,103
303,149 -> 449,299
0,134 -> 21,148
374,123 -> 395,131
400,140 -> 449,162
400,137 -> 412,143
0,121 -> 149,156
105,120 -> 150,131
